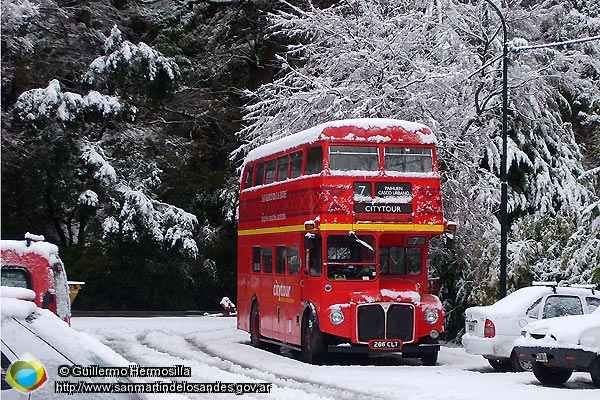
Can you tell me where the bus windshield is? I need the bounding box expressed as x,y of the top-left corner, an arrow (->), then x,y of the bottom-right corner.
326,234 -> 376,281
379,246 -> 422,275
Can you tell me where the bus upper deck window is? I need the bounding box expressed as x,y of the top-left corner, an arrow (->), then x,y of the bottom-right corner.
385,147 -> 432,173
277,155 -> 289,181
255,162 -> 265,186
265,159 -> 276,184
330,146 -> 378,171
243,165 -> 254,188
305,146 -> 323,175
290,151 -> 302,178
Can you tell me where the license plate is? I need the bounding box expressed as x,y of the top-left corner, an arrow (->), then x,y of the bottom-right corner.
468,321 -> 476,332
535,352 -> 548,362
369,339 -> 403,350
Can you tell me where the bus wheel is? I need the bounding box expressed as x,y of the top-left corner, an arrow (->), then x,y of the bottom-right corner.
301,311 -> 326,364
250,302 -> 263,348
421,352 -> 438,366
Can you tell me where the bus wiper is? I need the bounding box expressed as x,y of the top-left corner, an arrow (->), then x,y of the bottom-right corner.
349,231 -> 374,252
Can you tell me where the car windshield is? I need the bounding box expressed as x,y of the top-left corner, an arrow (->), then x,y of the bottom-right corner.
542,295 -> 583,318
1,268 -> 30,289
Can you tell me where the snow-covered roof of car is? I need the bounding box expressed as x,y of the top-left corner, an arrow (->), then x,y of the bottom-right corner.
466,285 -> 599,316
1,233 -> 60,265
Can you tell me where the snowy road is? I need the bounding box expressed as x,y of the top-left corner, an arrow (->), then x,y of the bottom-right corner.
73,316 -> 599,400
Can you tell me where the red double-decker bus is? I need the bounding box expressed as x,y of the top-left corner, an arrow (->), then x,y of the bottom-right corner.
237,118 -> 450,365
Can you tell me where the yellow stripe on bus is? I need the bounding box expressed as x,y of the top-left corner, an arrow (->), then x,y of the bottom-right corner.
238,223 -> 445,236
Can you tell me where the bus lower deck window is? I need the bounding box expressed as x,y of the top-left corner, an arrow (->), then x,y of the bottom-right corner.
380,246 -> 422,275
262,248 -> 273,273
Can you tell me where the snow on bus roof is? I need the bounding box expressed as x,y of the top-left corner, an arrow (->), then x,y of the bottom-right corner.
244,118 -> 435,164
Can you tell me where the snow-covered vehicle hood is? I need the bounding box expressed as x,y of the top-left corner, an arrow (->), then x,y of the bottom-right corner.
515,310 -> 600,352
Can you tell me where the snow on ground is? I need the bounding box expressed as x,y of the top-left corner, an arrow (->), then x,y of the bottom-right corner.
73,315 -> 599,400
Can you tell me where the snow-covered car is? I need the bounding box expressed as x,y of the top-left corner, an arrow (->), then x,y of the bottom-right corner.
1,233 -> 71,324
462,283 -> 600,371
514,307 -> 600,387
1,286 -> 136,399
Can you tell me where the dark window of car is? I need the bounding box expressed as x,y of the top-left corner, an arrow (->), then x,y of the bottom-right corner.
330,145 -> 379,171
290,151 -> 303,178
287,247 -> 299,275
586,297 -> 600,313
277,156 -> 289,181
526,297 -> 543,319
1,267 -> 31,289
262,248 -> 273,273
276,246 -> 286,274
2,352 -> 12,391
306,146 -> 323,175
542,295 -> 583,319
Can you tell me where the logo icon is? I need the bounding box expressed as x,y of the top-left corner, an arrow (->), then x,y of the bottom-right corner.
5,353 -> 48,393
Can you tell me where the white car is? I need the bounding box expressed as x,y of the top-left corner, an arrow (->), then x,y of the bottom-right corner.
1,286 -> 137,399
514,307 -> 600,387
462,283 -> 600,371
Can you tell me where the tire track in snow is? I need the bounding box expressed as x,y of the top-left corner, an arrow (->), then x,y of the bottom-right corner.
126,330 -> 389,400
97,330 -> 337,399
183,336 -> 390,400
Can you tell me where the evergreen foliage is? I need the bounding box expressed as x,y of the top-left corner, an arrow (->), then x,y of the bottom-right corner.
1,0 -> 598,334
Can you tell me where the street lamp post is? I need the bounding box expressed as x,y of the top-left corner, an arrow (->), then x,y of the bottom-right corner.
483,0 -> 508,299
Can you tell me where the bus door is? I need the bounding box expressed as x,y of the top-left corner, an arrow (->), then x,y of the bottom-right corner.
296,234 -> 323,335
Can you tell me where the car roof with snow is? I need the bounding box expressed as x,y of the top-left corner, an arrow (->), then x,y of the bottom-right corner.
466,285 -> 599,316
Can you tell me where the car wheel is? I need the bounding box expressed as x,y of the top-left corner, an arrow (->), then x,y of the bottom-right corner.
532,362 -> 572,386
488,358 -> 511,371
591,357 -> 600,388
301,310 -> 326,364
510,350 -> 531,372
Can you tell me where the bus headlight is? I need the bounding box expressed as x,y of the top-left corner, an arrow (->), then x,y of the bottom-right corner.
329,309 -> 345,325
424,308 -> 439,325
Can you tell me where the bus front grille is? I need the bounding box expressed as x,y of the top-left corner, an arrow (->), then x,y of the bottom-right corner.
357,304 -> 414,342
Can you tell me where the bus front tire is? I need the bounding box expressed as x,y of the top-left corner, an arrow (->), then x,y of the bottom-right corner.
250,302 -> 265,349
301,311 -> 326,364
421,352 -> 438,366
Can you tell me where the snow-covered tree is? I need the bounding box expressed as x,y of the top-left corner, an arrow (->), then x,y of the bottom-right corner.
235,0 -> 599,318
10,26 -> 198,257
